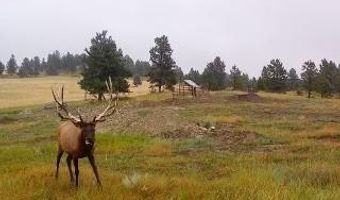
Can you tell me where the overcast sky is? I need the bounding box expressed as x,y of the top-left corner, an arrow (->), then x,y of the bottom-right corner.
1,0 -> 340,77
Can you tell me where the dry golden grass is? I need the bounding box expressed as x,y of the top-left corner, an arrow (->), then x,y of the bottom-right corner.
0,76 -> 150,109
3,90 -> 340,199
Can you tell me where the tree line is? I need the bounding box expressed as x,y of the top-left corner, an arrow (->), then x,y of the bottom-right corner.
0,51 -> 86,77
186,57 -> 340,98
0,53 -> 151,81
2,30 -> 340,99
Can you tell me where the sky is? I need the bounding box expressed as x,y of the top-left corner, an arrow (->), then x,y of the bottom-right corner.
1,0 -> 340,77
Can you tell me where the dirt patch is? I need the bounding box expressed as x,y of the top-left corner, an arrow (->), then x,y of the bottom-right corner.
308,135 -> 340,141
133,92 -> 275,107
159,123 -> 278,153
162,96 -> 215,106
227,93 -> 266,103
160,124 -> 207,138
0,116 -> 18,124
212,126 -> 258,146
103,105 -> 188,135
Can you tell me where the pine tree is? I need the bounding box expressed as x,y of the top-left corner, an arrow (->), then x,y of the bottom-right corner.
62,52 -> 77,72
31,56 -> 40,76
301,60 -> 318,98
230,65 -> 249,90
6,54 -> 18,75
46,51 -> 62,75
287,68 -> 299,90
41,58 -> 47,73
260,59 -> 287,92
174,66 -> 184,83
135,60 -> 151,76
148,35 -> 177,92
123,55 -> 135,75
0,61 -> 5,75
79,30 -> 131,100
18,57 -> 32,77
317,59 -> 338,97
249,77 -> 257,92
201,57 -> 227,91
185,68 -> 201,84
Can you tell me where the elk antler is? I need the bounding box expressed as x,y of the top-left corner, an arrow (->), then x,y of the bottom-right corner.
51,85 -> 82,123
93,77 -> 118,123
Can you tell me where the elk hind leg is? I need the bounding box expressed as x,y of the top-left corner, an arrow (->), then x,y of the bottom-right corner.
55,147 -> 63,179
73,158 -> 79,187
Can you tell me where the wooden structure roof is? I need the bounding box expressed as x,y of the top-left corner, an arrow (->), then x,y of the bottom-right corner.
183,80 -> 200,88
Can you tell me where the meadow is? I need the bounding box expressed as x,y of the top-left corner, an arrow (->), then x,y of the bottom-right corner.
0,76 -> 150,109
1,77 -> 340,199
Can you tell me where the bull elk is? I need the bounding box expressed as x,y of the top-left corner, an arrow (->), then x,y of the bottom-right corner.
52,78 -> 117,187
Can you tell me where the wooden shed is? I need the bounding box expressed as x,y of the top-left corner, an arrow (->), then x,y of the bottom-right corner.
176,79 -> 201,97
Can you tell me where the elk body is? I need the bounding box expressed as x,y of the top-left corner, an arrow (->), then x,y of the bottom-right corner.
53,79 -> 116,187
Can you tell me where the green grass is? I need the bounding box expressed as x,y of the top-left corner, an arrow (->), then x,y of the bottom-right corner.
2,90 -> 340,199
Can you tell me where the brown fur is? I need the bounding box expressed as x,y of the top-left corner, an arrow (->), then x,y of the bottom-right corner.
52,79 -> 116,187
55,121 -> 101,187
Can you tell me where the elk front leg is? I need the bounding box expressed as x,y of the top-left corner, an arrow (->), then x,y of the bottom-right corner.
66,155 -> 74,183
55,147 -> 63,179
73,157 -> 79,187
88,154 -> 102,186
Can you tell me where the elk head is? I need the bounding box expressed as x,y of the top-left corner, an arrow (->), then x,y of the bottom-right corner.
51,77 -> 117,148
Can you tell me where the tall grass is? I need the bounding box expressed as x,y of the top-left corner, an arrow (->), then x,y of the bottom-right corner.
1,90 -> 340,199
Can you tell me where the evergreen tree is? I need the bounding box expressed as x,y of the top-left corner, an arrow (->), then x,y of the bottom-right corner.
287,68 -> 299,90
46,51 -> 62,75
257,76 -> 266,91
337,64 -> 340,95
185,68 -> 201,84
260,59 -> 287,92
317,59 -> 338,97
41,58 -> 47,73
62,52 -> 77,72
230,65 -> 241,90
135,60 -> 151,76
74,53 -> 87,71
6,54 -> 18,75
249,77 -> 257,92
301,60 -> 318,98
230,65 -> 248,90
123,55 -> 135,75
0,61 -> 4,75
79,30 -> 131,100
240,73 -> 250,91
31,56 -> 40,76
174,66 -> 184,83
201,57 -> 227,91
258,66 -> 269,91
148,35 -> 177,92
18,57 -> 32,77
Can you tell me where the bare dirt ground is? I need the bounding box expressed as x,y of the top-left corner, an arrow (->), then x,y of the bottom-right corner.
92,93 -> 285,153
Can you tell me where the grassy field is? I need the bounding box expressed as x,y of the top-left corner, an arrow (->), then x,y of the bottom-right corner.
0,76 -> 150,109
1,79 -> 340,199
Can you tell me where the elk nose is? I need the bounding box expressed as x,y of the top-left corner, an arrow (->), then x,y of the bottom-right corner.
85,139 -> 93,146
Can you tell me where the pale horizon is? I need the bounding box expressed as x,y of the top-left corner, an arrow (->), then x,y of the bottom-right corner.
1,0 -> 340,77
